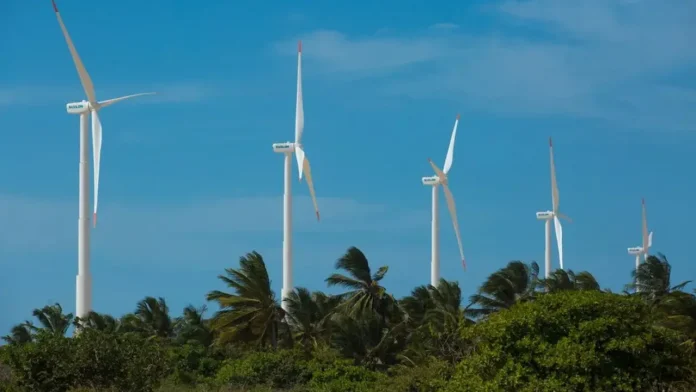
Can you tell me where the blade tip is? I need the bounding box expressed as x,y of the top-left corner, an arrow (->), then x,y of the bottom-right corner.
51,0 -> 58,12
548,137 -> 553,147
642,197 -> 645,205
456,114 -> 460,120
298,40 -> 302,53
92,212 -> 97,228
316,211 -> 320,222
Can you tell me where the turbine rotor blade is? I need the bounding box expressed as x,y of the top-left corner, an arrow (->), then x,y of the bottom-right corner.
301,155 -> 320,221
91,110 -> 103,228
52,0 -> 97,104
553,215 -> 563,269
295,145 -> 306,181
442,114 -> 460,174
549,137 -> 559,212
294,41 -> 304,146
428,158 -> 447,183
442,184 -> 466,269
557,212 -> 572,223
641,198 -> 649,250
98,92 -> 156,109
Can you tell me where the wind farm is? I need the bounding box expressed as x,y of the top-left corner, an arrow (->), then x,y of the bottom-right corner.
1,1 -> 696,391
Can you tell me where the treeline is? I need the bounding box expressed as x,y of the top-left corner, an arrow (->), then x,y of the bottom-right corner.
2,248 -> 696,391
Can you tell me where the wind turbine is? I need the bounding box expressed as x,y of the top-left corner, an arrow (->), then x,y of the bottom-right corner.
52,0 -> 155,321
272,41 -> 320,313
627,198 -> 653,272
536,138 -> 571,279
422,115 -> 466,287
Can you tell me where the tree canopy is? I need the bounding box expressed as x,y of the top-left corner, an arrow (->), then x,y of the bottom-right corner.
2,251 -> 696,392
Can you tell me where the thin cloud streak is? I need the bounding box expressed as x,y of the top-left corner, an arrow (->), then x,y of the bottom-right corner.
0,193 -> 428,257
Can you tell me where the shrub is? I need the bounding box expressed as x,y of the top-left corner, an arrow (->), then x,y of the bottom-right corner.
215,349 -> 311,389
3,330 -> 169,392
445,290 -> 696,392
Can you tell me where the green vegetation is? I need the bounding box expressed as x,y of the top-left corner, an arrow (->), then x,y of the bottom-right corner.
2,248 -> 696,391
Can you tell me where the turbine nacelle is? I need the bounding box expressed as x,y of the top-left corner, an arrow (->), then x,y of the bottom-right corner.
536,211 -> 554,220
421,176 -> 440,186
66,101 -> 91,114
273,142 -> 296,154
627,246 -> 644,255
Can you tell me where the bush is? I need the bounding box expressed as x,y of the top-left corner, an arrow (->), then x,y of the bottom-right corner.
215,349 -> 311,389
2,330 -> 169,392
445,290 -> 696,392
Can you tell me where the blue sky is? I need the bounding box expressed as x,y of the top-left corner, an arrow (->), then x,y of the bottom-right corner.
1,0 -> 696,334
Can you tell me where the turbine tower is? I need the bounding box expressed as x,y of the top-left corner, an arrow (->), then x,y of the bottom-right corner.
52,0 -> 155,320
272,41 -> 320,313
536,138 -> 571,278
627,198 -> 653,272
422,115 -> 465,287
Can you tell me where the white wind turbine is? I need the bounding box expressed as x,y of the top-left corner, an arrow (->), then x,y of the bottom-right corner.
52,0 -> 155,321
272,41 -> 320,313
627,198 -> 653,272
536,138 -> 571,278
422,115 -> 466,286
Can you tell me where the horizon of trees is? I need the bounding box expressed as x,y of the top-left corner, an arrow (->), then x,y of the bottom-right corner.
2,247 -> 696,392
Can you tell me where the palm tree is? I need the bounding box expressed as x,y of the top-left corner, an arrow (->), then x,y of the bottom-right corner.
400,279 -> 471,364
129,297 -> 174,338
174,305 -> 214,347
540,269 -> 600,292
656,290 -> 696,338
467,261 -> 539,318
426,279 -> 471,331
331,311 -> 409,369
31,303 -> 73,337
2,322 -> 34,345
284,288 -> 341,347
400,285 -> 433,327
73,311 -> 120,333
626,254 -> 690,304
326,247 -> 398,320
206,251 -> 283,348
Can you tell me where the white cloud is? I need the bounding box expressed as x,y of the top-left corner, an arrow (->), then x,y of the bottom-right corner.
429,23 -> 459,30
278,0 -> 696,130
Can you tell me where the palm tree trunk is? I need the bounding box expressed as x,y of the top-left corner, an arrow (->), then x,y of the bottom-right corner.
271,320 -> 278,350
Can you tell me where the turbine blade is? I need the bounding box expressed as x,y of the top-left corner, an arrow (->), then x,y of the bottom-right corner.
553,215 -> 563,269
557,212 -> 573,223
442,114 -> 460,174
641,198 -> 649,250
549,137 -> 559,212
302,155 -> 320,221
442,184 -> 466,269
294,41 -> 304,145
52,0 -> 97,104
91,111 -> 103,228
295,145 -> 306,181
428,158 -> 447,182
98,92 -> 156,109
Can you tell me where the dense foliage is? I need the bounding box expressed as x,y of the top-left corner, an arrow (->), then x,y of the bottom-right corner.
2,249 -> 696,391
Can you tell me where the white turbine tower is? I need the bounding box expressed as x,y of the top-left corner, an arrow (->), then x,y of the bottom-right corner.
627,198 -> 653,272
52,0 -> 155,321
272,41 -> 320,313
422,115 -> 466,287
536,138 -> 571,278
